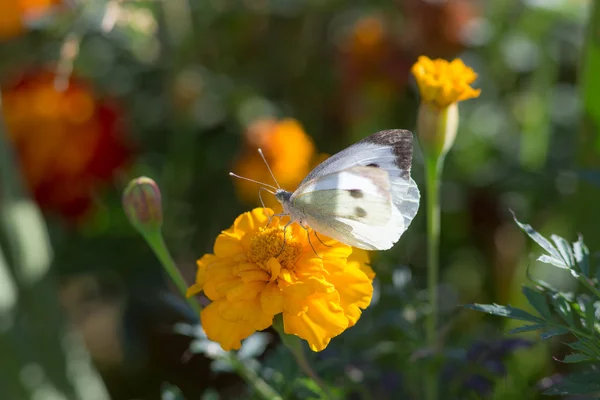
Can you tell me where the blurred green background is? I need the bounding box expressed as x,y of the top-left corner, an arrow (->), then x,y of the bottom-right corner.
0,0 -> 598,399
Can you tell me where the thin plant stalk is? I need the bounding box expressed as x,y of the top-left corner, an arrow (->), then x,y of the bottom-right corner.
424,153 -> 444,400
143,231 -> 202,316
272,317 -> 331,399
142,230 -> 281,400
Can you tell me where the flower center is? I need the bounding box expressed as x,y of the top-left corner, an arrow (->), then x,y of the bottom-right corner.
249,226 -> 302,270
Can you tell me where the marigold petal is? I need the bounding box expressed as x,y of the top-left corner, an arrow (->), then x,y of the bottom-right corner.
226,280 -> 268,302
278,268 -> 296,283
315,242 -> 352,275
267,257 -> 280,281
217,297 -> 273,330
204,274 -> 240,301
348,248 -> 375,280
234,262 -> 258,274
186,283 -> 202,298
283,292 -> 348,352
214,233 -> 244,257
261,281 -> 284,316
233,208 -> 258,232
201,301 -> 255,351
238,269 -> 271,283
411,55 -> 480,109
282,278 -> 335,316
294,254 -> 325,276
328,264 -> 373,327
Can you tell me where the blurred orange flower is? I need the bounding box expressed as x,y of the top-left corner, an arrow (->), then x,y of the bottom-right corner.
345,15 -> 387,63
233,118 -> 318,208
0,0 -> 62,40
2,70 -> 131,220
187,208 -> 374,352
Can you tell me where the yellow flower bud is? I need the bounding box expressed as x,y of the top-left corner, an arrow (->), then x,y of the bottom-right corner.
417,102 -> 459,160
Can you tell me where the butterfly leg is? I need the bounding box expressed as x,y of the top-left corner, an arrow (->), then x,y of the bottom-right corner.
267,212 -> 288,226
301,225 -> 322,259
277,220 -> 294,257
313,232 -> 332,248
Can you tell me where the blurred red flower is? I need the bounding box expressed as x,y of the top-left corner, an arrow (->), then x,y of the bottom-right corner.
2,70 -> 132,221
0,0 -> 63,40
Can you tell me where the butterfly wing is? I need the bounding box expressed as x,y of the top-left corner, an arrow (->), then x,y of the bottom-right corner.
291,166 -> 407,250
293,129 -> 420,249
300,129 -> 414,186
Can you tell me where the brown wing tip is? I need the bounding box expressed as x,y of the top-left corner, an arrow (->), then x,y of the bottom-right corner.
363,129 -> 414,174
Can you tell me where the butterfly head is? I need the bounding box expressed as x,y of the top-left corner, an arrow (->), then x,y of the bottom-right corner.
274,189 -> 292,205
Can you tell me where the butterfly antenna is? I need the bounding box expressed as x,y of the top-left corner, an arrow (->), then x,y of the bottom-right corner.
229,173 -> 278,192
257,148 -> 281,189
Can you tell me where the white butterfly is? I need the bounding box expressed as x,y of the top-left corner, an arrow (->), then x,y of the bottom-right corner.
231,129 -> 420,251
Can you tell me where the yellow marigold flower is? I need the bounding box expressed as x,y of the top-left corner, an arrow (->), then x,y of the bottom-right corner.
187,208 -> 374,352
411,55 -> 480,109
233,118 -> 316,209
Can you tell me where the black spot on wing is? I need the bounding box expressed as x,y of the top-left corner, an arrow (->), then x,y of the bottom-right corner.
366,163 -> 380,168
349,189 -> 363,198
355,207 -> 367,218
362,129 -> 413,176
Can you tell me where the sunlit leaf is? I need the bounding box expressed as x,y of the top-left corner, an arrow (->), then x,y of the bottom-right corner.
550,294 -> 575,326
511,212 -> 564,265
537,254 -> 568,269
551,234 -> 575,268
465,303 -> 545,323
573,235 -> 590,276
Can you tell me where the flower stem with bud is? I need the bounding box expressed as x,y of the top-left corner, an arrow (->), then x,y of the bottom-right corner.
122,177 -> 200,315
123,177 -> 281,400
412,55 -> 480,400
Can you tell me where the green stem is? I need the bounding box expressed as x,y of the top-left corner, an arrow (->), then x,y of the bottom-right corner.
144,231 -> 202,316
424,154 -> 444,400
272,317 -> 331,399
227,355 -> 283,400
143,231 -> 282,400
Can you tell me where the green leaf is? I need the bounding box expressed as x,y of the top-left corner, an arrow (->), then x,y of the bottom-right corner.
573,235 -> 590,276
540,327 -> 569,340
465,303 -> 545,323
537,254 -> 568,269
522,286 -> 551,319
293,378 -> 327,399
551,234 -> 575,268
565,340 -> 597,357
512,212 -> 564,265
543,370 -> 600,395
585,300 -> 600,331
551,295 -> 575,326
558,353 -> 593,363
508,324 -> 545,334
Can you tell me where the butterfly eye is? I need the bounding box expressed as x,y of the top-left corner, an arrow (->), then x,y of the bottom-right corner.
354,207 -> 368,218
349,189 -> 364,199
367,163 -> 380,168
